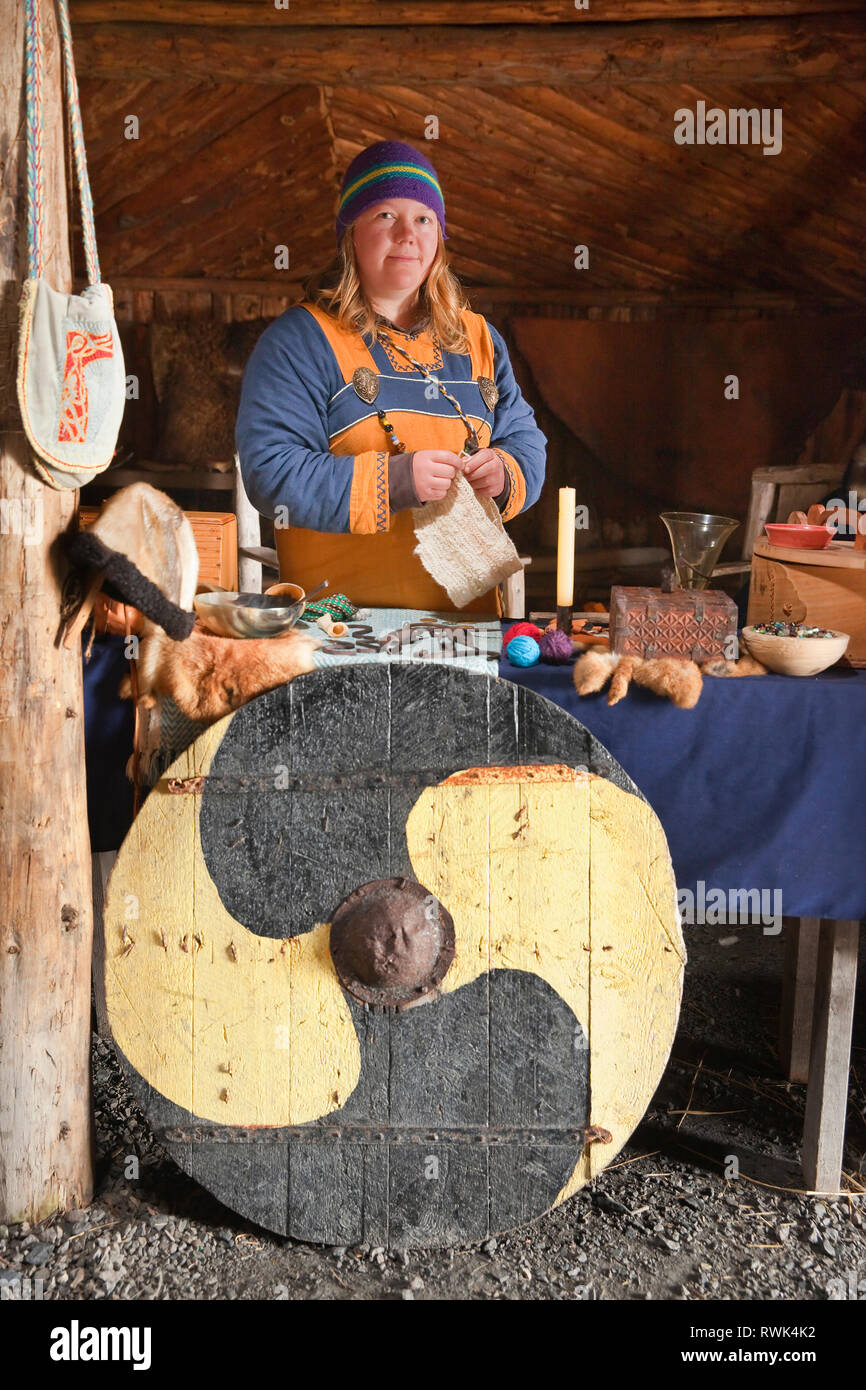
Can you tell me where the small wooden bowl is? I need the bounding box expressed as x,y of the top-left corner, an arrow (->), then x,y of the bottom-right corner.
741,625 -> 849,676
764,523 -> 833,550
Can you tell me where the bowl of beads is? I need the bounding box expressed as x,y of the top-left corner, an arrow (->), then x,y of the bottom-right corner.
741,621 -> 849,676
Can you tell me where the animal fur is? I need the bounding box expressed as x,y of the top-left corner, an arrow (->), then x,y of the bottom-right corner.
572,649 -> 620,696
574,648 -> 766,708
68,530 -> 195,640
699,655 -> 768,678
631,657 -> 702,708
64,483 -> 199,651
83,482 -> 199,608
120,620 -> 318,724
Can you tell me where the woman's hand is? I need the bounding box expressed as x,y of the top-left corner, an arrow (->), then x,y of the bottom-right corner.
461,448 -> 506,498
411,449 -> 463,503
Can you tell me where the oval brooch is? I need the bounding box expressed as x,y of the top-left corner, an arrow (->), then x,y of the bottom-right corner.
477,375 -> 499,411
352,367 -> 380,403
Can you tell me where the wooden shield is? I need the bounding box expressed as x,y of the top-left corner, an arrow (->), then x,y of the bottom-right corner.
104,664 -> 684,1248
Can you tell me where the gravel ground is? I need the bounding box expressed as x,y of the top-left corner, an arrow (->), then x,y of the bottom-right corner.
1,922 -> 864,1302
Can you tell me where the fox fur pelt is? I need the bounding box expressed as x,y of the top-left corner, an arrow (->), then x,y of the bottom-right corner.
573,649 -> 767,708
120,620 -> 318,725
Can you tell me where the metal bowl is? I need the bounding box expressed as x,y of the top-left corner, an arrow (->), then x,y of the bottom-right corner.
194,583 -> 305,639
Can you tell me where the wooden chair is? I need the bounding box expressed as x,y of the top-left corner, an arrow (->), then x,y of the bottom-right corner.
713,462 -> 845,580
233,453 -> 533,614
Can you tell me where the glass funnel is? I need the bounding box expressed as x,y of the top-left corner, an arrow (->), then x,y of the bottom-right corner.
660,511 -> 739,590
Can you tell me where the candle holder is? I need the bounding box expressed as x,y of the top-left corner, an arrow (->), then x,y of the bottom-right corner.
556,604 -> 572,634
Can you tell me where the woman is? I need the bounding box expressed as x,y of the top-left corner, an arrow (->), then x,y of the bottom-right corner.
235,140 -> 546,613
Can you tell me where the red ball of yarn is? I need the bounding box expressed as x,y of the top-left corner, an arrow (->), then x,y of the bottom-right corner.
503,621 -> 543,647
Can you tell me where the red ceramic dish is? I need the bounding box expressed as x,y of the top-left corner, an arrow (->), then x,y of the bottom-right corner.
764,523 -> 833,549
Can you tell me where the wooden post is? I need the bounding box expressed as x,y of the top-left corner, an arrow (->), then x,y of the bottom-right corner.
778,917 -> 820,1083
0,0 -> 94,1222
234,453 -> 264,595
802,920 -> 860,1194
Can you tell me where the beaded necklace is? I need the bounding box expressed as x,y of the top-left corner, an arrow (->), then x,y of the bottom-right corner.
376,328 -> 481,456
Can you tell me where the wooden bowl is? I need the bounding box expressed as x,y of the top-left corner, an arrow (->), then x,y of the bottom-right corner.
764,523 -> 833,549
741,625 -> 849,676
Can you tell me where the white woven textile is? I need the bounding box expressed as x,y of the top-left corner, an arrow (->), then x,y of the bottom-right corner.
411,471 -> 523,608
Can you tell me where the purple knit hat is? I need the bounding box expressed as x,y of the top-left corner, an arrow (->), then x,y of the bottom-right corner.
335,140 -> 447,248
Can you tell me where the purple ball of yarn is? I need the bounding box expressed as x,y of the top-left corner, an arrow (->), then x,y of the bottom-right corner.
540,628 -> 575,663
506,634 -> 541,667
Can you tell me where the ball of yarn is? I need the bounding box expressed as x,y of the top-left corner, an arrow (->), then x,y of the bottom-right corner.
540,628 -> 574,663
503,621 -> 543,647
506,635 -> 541,667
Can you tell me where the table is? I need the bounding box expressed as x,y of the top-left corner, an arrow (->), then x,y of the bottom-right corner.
498,624 -> 864,1193
83,621 -> 862,1192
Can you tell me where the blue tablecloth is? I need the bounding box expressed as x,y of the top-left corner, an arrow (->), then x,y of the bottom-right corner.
498,624 -> 866,922
82,634 -> 136,853
84,622 -> 866,920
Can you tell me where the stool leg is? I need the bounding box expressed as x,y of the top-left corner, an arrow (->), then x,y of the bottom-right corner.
779,918 -> 820,1082
801,920 -> 859,1194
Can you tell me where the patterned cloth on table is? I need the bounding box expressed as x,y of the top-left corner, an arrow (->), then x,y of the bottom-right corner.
302,593 -> 358,621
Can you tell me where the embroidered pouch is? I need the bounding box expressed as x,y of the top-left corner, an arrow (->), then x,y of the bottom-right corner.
16,0 -> 125,491
18,280 -> 125,488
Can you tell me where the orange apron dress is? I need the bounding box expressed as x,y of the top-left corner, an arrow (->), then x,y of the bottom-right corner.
274,302 -> 526,614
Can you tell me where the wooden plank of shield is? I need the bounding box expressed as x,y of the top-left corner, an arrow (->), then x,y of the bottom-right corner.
103,664 -> 684,1247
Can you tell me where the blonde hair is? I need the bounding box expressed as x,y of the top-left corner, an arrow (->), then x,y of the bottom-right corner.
301,224 -> 470,354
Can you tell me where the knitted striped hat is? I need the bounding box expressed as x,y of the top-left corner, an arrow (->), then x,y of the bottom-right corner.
335,140 -> 447,247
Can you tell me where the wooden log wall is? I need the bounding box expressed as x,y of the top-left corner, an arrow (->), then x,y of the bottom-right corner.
108,283 -> 859,327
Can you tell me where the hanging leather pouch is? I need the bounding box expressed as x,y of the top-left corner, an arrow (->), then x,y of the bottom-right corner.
16,0 -> 125,491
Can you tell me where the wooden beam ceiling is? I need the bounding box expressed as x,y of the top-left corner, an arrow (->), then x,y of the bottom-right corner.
69,1 -> 866,22
73,4 -> 866,305
79,73 -> 866,302
70,15 -> 866,86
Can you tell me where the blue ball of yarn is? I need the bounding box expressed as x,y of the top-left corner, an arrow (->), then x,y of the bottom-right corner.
506,634 -> 541,667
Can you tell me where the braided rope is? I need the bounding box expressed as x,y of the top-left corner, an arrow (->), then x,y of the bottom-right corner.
23,0 -> 101,285
24,0 -> 45,279
55,0 -> 100,284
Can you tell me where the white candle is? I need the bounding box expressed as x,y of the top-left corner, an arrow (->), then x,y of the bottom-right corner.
556,487 -> 576,608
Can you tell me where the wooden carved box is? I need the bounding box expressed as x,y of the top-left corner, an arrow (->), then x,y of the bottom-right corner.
748,536 -> 866,666
610,585 -> 738,662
